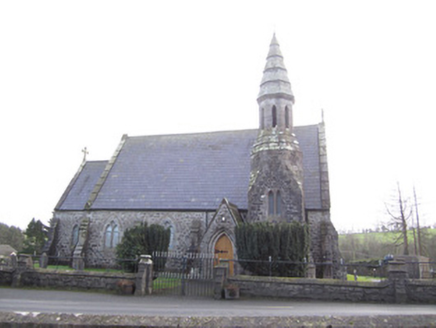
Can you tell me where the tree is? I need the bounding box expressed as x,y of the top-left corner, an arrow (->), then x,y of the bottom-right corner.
116,222 -> 170,272
385,183 -> 412,255
0,222 -> 24,252
22,218 -> 48,255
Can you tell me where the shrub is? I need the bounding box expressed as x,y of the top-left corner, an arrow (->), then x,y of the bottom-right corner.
116,222 -> 170,272
235,221 -> 309,277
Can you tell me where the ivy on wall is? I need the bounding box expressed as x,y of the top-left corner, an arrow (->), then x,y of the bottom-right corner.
235,221 -> 309,277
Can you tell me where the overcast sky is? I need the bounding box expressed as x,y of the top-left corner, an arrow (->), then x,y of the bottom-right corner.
1,1 -> 435,232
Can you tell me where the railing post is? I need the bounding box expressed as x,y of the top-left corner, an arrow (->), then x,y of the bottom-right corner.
135,255 -> 153,296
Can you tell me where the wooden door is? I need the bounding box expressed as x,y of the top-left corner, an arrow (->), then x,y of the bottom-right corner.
214,234 -> 234,275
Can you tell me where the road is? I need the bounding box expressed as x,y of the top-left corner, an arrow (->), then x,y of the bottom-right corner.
1,288 -> 436,317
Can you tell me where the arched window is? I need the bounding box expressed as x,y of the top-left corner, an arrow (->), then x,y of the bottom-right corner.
267,190 -> 283,217
268,190 -> 275,216
168,225 -> 175,250
285,106 -> 289,129
272,106 -> 277,127
72,225 -> 79,247
164,219 -> 176,250
104,221 -> 119,249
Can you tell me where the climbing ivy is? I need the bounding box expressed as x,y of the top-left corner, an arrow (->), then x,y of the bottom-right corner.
235,221 -> 309,277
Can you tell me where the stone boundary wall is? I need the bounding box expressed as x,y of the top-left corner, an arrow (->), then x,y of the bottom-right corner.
226,275 -> 436,304
228,276 -> 394,303
3,256 -> 436,304
0,267 -> 12,286
0,253 -> 146,294
18,269 -> 136,292
407,279 -> 436,303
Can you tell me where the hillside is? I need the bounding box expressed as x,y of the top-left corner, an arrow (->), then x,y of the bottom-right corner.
338,228 -> 436,262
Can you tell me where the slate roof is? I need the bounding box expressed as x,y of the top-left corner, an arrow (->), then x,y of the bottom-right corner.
57,161 -> 108,210
56,125 -> 324,212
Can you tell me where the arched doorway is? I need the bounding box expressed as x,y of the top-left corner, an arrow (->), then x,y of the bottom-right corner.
214,234 -> 234,275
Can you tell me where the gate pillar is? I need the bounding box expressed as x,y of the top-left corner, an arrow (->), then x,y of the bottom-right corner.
135,255 -> 153,296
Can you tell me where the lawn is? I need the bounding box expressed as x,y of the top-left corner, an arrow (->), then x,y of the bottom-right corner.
152,276 -> 181,293
346,274 -> 384,282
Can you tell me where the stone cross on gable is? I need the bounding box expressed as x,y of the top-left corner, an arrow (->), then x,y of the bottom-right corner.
82,147 -> 89,162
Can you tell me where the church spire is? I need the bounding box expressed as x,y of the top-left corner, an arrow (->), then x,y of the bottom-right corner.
257,34 -> 295,132
258,34 -> 294,103
248,34 -> 304,225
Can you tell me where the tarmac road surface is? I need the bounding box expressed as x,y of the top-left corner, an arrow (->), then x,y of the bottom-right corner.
1,288 -> 436,317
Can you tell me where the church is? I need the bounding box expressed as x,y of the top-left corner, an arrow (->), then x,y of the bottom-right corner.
45,34 -> 342,278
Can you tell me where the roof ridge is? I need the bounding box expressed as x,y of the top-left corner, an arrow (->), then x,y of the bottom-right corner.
127,129 -> 258,139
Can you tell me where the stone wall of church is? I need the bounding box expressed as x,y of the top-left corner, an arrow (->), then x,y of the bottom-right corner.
53,210 -> 217,267
307,210 -> 343,279
52,211 -> 86,261
248,147 -> 304,224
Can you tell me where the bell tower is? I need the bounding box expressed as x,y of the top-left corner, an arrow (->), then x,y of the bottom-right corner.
247,34 -> 305,223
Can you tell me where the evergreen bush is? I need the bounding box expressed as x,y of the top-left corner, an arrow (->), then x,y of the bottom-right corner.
235,221 -> 309,277
116,222 -> 170,272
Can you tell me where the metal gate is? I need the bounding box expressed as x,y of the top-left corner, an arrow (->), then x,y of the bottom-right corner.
152,251 -> 217,297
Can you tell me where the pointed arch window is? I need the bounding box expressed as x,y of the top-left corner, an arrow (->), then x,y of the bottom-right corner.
272,106 -> 277,127
105,221 -> 119,249
267,190 -> 283,217
285,106 -> 290,129
169,225 -> 175,250
72,225 -> 79,247
164,219 -> 176,250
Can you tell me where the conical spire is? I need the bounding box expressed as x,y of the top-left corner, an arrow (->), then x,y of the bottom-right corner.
257,34 -> 294,102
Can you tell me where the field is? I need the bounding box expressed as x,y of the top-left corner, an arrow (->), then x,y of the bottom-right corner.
338,228 -> 436,262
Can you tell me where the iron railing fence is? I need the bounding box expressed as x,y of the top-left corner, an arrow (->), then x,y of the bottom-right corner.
223,258 -> 436,280
2,253 -> 435,280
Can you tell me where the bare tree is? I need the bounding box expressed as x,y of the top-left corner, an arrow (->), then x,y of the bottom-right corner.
385,182 -> 412,255
413,186 -> 423,256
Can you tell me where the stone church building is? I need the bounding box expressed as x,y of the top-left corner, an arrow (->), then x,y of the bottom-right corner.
45,35 -> 342,278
